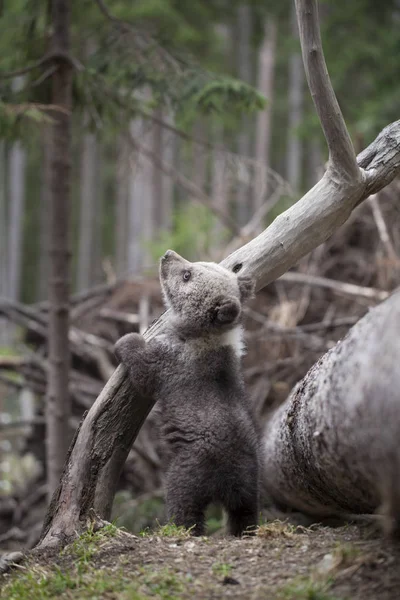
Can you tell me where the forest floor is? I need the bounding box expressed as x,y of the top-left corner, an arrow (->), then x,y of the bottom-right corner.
1,519 -> 400,600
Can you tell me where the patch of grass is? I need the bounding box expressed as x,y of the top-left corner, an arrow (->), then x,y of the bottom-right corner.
257,519 -> 300,539
212,562 -> 233,578
3,563 -> 184,600
152,520 -> 194,538
277,577 -> 339,600
1,566 -> 144,600
61,521 -> 120,570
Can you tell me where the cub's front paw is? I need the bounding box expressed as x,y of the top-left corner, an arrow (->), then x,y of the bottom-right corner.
114,333 -> 146,364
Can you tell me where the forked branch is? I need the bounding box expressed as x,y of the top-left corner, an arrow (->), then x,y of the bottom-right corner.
294,0 -> 359,181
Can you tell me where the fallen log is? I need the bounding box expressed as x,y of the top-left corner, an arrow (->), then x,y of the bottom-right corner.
263,288 -> 400,535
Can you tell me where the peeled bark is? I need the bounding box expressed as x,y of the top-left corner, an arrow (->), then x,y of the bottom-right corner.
46,0 -> 73,498
263,288 -> 400,535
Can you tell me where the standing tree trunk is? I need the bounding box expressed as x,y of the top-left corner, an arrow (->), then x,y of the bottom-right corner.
160,114 -> 175,234
286,4 -> 304,193
115,135 -> 129,277
7,104 -> 26,306
253,17 -> 277,220
76,122 -> 99,292
0,142 -> 8,345
152,110 -> 164,235
38,126 -> 52,301
236,4 -> 253,226
128,116 -> 154,274
211,128 -> 229,254
46,0 -> 73,498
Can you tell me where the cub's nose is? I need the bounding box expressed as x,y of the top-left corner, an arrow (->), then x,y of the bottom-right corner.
161,250 -> 185,263
215,300 -> 240,325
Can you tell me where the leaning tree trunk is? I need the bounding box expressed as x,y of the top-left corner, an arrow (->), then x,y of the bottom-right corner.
46,0 -> 73,498
263,288 -> 400,535
37,0 -> 400,549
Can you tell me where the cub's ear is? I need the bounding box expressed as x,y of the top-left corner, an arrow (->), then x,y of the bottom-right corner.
238,276 -> 255,303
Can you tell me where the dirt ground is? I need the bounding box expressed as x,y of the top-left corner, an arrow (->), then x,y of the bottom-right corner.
1,519 -> 400,600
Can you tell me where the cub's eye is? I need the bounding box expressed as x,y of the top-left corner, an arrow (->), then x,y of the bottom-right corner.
182,270 -> 191,282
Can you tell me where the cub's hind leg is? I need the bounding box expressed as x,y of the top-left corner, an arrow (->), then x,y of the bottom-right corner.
224,464 -> 259,537
165,458 -> 211,536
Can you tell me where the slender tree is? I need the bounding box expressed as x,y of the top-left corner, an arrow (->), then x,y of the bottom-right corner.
7,86 -> 26,306
115,135 -> 129,277
235,3 -> 253,225
253,17 -> 277,216
46,0 -> 73,497
38,126 -> 52,302
286,3 -> 304,192
0,142 -> 8,345
76,119 -> 98,292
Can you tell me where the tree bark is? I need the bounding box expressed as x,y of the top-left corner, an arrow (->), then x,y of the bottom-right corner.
37,0 -> 400,548
263,288 -> 400,535
286,4 -> 304,193
253,18 -> 277,216
46,0 -> 73,498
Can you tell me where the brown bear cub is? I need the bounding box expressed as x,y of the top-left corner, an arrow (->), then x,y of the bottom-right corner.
115,250 -> 260,536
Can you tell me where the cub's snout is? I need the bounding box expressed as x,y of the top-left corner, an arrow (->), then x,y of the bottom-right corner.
215,299 -> 241,325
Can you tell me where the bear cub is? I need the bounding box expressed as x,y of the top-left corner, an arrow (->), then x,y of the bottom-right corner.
115,250 -> 260,536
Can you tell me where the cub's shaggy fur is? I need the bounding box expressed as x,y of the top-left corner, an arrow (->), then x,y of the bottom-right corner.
115,250 -> 260,536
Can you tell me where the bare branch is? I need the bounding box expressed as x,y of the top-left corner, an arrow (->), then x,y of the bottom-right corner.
279,272 -> 389,302
295,0 -> 359,181
0,57 -> 49,79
